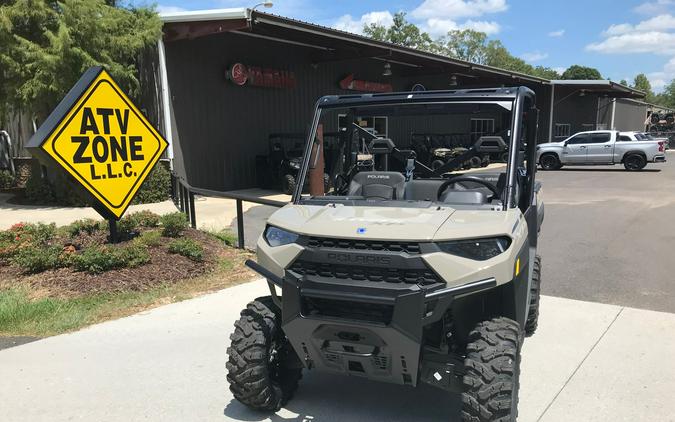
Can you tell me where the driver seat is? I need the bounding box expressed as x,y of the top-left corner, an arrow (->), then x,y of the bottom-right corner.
348,171 -> 406,200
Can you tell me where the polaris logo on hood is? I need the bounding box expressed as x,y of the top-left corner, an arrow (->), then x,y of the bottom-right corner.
366,174 -> 390,179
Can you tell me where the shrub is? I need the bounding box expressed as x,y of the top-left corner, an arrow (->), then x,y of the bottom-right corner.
66,219 -> 106,237
117,216 -> 138,238
25,172 -> 55,204
72,244 -> 150,274
208,229 -> 237,247
160,212 -> 188,237
126,210 -> 161,228
21,223 -> 57,246
168,238 -> 204,261
134,230 -> 161,247
0,170 -> 14,189
132,164 -> 171,204
11,245 -> 64,273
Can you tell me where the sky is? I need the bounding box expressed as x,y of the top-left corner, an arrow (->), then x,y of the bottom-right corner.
137,0 -> 675,92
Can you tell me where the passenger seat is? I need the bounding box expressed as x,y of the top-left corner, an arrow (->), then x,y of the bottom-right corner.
348,172 -> 406,200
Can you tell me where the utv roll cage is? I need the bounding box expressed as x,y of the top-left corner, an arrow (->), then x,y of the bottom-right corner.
292,86 -> 539,214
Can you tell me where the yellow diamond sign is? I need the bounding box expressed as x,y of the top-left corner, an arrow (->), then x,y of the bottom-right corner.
27,67 -> 168,219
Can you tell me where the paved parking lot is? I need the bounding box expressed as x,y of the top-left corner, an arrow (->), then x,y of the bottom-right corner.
538,154 -> 675,312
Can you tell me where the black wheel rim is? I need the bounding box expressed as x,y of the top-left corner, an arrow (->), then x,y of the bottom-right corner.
626,156 -> 641,170
541,156 -> 556,169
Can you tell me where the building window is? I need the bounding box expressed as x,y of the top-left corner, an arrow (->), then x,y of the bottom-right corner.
338,115 -> 388,137
470,118 -> 495,139
595,123 -> 608,130
554,123 -> 571,138
581,123 -> 595,132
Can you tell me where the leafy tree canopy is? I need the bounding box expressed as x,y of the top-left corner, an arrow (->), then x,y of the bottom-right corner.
560,65 -> 603,80
364,16 -> 560,81
0,0 -> 161,122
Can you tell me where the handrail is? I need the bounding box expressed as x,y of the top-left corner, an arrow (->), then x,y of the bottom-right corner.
170,172 -> 287,249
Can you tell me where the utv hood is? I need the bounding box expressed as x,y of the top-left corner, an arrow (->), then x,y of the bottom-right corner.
267,203 -> 456,241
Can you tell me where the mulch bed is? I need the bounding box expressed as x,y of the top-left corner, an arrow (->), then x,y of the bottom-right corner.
0,228 -> 255,297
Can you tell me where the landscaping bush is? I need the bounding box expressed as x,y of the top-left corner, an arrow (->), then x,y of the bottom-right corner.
25,172 -> 55,204
117,215 -> 139,238
160,212 -> 188,237
71,244 -> 150,274
65,219 -> 106,237
168,238 -> 204,261
126,210 -> 161,228
0,170 -> 14,189
134,230 -> 161,247
11,245 -> 64,273
132,164 -> 171,204
21,223 -> 57,246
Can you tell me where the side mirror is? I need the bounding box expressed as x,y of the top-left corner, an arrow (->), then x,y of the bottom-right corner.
563,141 -> 568,147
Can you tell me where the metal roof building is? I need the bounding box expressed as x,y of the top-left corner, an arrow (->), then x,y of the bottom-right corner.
142,8 -> 646,192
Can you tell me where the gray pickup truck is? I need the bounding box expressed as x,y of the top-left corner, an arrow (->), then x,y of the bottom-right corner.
537,130 -> 667,171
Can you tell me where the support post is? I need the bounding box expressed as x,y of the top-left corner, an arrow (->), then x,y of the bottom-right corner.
108,218 -> 118,244
178,182 -> 184,212
189,191 -> 196,229
236,199 -> 245,249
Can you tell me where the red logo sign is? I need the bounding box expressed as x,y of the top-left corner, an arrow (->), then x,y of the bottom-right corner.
229,63 -> 248,86
226,63 -> 295,88
339,74 -> 392,93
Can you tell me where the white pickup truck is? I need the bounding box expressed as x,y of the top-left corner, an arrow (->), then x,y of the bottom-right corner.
536,130 -> 667,171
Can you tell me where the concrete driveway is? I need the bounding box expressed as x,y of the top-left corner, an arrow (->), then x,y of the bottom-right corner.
2,278 -> 674,422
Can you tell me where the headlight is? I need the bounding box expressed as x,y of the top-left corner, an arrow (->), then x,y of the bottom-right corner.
437,236 -> 511,261
264,226 -> 299,247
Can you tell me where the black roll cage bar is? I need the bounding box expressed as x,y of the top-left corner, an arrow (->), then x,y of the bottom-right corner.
292,87 -> 538,212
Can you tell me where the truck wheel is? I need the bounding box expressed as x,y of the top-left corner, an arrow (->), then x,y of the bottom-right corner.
469,156 -> 482,168
281,174 -> 296,195
462,317 -> 522,422
525,255 -> 542,336
500,152 -> 509,163
227,298 -> 302,411
539,153 -> 561,170
624,154 -> 646,171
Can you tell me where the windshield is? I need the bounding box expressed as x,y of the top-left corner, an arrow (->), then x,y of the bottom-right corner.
294,99 -> 530,210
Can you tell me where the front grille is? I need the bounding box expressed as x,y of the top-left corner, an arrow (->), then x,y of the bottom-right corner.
302,296 -> 393,324
306,237 -> 422,255
290,260 -> 440,286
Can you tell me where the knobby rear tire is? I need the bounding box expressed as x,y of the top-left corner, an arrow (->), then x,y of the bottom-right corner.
525,255 -> 542,336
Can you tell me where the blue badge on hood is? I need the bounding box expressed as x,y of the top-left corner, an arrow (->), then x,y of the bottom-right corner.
357,227 -> 367,234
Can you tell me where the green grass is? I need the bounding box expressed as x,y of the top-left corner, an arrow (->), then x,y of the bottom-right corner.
206,229 -> 238,246
0,286 -> 172,336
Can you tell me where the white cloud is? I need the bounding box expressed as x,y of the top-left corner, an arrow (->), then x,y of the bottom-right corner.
634,0 -> 675,16
462,20 -> 501,35
520,51 -> 548,62
587,31 -> 675,55
552,67 -> 567,75
603,14 -> 675,36
548,29 -> 565,37
647,56 -> 675,90
411,0 -> 507,20
423,18 -> 500,37
333,11 -> 394,34
156,5 -> 186,14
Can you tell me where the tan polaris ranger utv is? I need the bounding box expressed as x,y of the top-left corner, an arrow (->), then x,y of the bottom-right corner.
227,87 -> 544,421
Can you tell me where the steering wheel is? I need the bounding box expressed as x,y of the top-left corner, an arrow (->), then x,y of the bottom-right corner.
436,176 -> 501,201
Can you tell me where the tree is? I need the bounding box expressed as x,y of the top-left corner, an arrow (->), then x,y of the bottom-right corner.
620,79 -> 628,86
0,0 -> 162,123
363,12 -> 436,52
632,73 -> 656,102
561,65 -> 603,80
440,29 -> 489,64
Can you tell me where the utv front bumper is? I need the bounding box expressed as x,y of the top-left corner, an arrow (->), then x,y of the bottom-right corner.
246,259 -> 495,388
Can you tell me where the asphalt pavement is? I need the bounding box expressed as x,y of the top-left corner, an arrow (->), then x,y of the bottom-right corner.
537,153 -> 675,312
